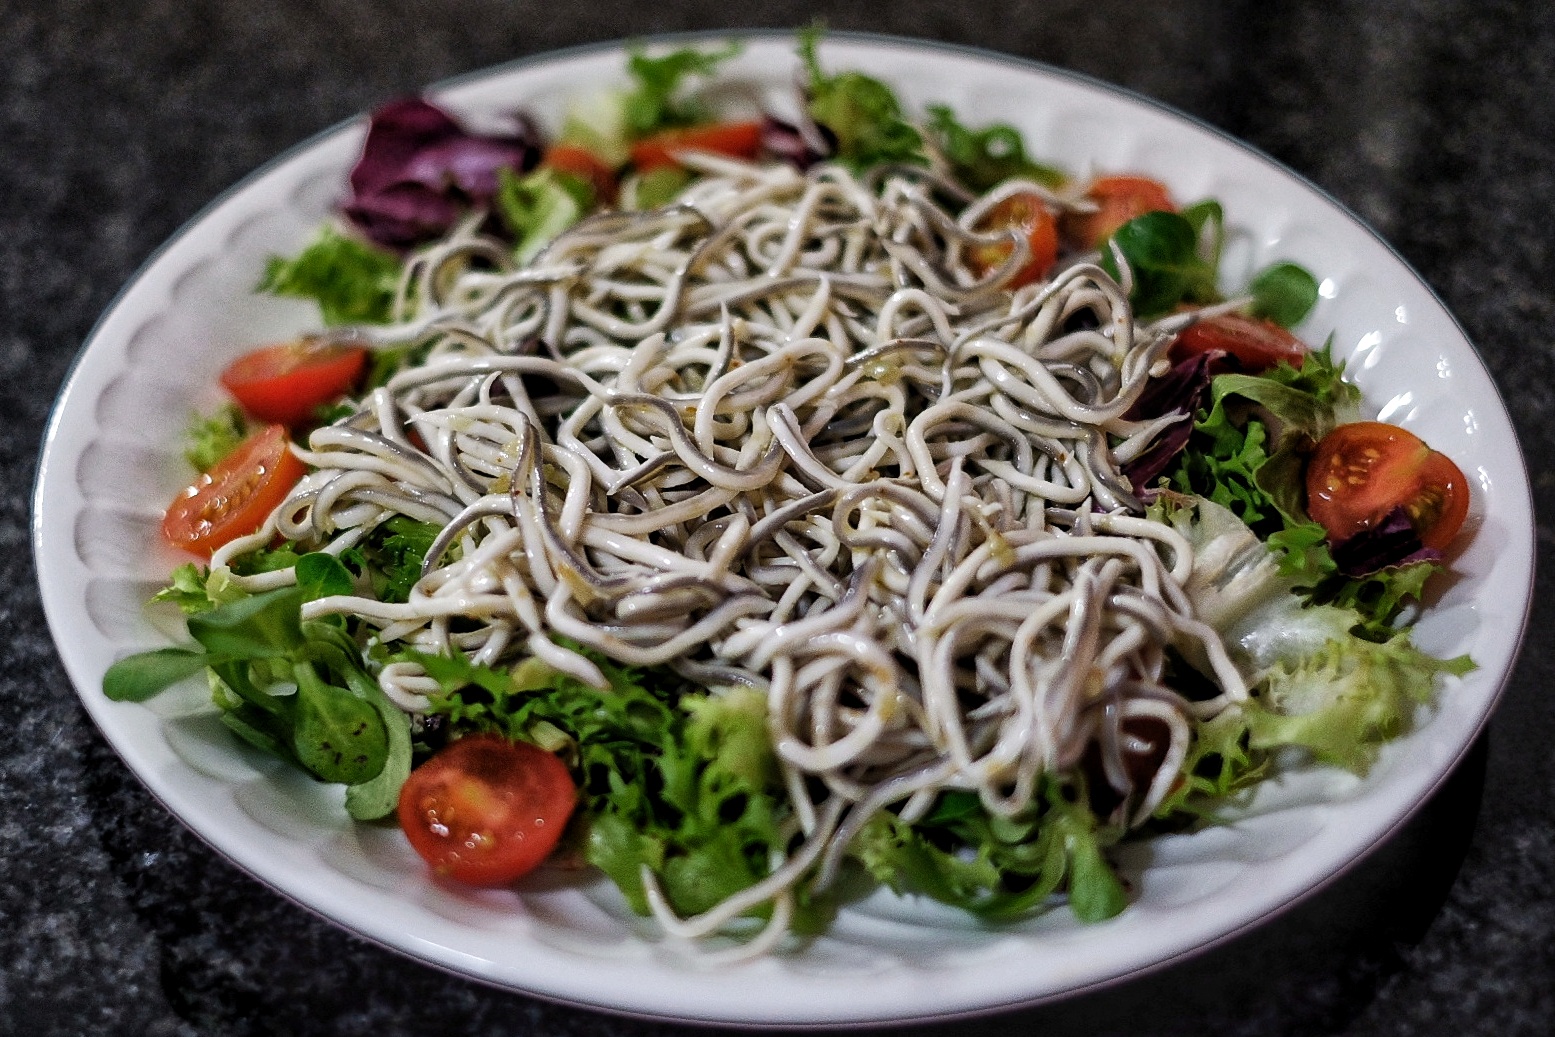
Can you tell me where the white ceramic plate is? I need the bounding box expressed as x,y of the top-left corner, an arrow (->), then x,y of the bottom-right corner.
33,32 -> 1534,1026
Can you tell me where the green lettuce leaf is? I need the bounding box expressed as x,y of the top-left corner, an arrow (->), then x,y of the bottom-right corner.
621,41 -> 742,136
1100,211 -> 1219,317
103,586 -> 394,790
183,404 -> 248,472
495,166 -> 591,262
340,516 -> 442,605
1248,261 -> 1320,328
850,781 -> 1126,922
924,104 -> 1064,192
799,26 -> 924,169
1166,345 -> 1429,632
417,646 -> 821,928
258,224 -> 401,326
1244,620 -> 1475,770
1161,495 -> 1472,775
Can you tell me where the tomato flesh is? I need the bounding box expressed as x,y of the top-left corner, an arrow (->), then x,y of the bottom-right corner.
629,120 -> 764,172
966,191 -> 1060,289
1171,312 -> 1309,372
397,734 -> 576,886
1065,175 -> 1175,250
162,424 -> 305,557
220,337 -> 369,426
542,143 -> 619,203
1306,421 -> 1470,551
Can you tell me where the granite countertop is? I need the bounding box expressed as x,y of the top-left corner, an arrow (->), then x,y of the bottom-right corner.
3,1 -> 1552,1034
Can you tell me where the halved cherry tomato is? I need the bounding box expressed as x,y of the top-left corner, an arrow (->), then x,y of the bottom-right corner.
1170,312 -> 1309,372
629,120 -> 764,172
219,337 -> 369,426
161,424 -> 305,557
1064,175 -> 1175,250
397,733 -> 576,887
1305,421 -> 1470,551
966,191 -> 1060,289
541,143 -> 618,203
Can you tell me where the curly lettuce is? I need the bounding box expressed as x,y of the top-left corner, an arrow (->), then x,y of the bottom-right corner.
1160,494 -> 1473,775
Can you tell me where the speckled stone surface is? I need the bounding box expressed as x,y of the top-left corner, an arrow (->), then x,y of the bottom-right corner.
3,1 -> 1552,1034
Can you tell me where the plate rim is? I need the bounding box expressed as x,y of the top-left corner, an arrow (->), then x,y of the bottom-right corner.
31,29 -> 1536,1026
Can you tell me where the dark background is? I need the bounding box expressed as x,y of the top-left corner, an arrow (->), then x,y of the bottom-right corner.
3,1 -> 1552,1034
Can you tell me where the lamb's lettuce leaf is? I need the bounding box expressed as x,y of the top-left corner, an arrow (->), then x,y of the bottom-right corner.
104,583 -> 399,794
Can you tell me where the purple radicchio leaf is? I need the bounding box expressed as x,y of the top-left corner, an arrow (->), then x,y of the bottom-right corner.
1119,350 -> 1230,491
343,97 -> 541,250
760,114 -> 834,170
1329,506 -> 1441,577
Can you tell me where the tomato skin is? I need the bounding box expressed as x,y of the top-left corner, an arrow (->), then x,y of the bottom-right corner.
629,120 -> 764,171
1170,312 -> 1309,372
219,337 -> 368,426
397,734 -> 576,887
541,143 -> 618,203
162,424 -> 305,557
1306,421 -> 1471,551
1065,175 -> 1175,249
966,191 -> 1060,289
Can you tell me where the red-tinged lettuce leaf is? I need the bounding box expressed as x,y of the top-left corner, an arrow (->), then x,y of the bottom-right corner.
1121,350 -> 1230,491
1329,506 -> 1441,577
344,97 -> 541,250
759,114 -> 834,170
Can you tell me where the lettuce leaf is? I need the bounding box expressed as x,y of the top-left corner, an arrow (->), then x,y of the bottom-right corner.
343,97 -> 540,250
1161,495 -> 1472,774
495,166 -> 589,262
555,42 -> 741,167
1244,614 -> 1475,770
182,404 -> 248,472
259,224 -> 401,326
850,782 -> 1126,923
798,26 -> 924,169
1164,346 -> 1429,629
417,648 -> 829,929
924,103 -> 1064,192
621,41 -> 742,136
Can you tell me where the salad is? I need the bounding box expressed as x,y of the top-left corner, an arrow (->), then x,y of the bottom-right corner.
105,31 -> 1475,956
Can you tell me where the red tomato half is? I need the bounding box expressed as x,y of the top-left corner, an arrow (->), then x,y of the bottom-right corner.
966,191 -> 1060,289
1065,175 -> 1175,250
1170,312 -> 1309,372
1306,421 -> 1471,551
162,424 -> 305,557
219,337 -> 369,426
397,734 -> 577,887
542,143 -> 619,203
629,121 -> 764,172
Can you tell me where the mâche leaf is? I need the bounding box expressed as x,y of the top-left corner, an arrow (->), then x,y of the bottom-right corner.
1249,261 -> 1320,328
296,552 -> 357,602
291,661 -> 389,786
103,647 -> 212,703
1101,211 -> 1218,315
